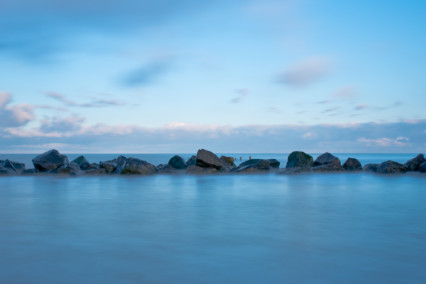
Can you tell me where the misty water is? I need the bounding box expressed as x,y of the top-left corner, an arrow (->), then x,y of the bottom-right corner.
1,173 -> 425,284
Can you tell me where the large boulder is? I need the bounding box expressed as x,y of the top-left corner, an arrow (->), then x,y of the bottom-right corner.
121,158 -> 157,175
100,156 -> 127,174
419,162 -> 426,173
168,155 -> 186,170
220,155 -> 237,171
313,152 -> 342,171
363,163 -> 379,172
157,164 -> 176,174
186,155 -> 197,167
32,149 -> 69,172
404,154 -> 425,171
0,166 -> 14,175
343,158 -> 362,171
232,159 -> 279,173
286,151 -> 313,168
196,149 -> 223,170
377,160 -> 407,174
71,156 -> 91,170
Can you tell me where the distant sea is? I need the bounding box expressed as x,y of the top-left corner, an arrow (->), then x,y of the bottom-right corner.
0,153 -> 425,283
0,153 -> 420,168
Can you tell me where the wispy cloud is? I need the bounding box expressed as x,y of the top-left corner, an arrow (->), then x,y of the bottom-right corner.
357,137 -> 411,147
122,59 -> 173,87
231,88 -> 249,103
278,56 -> 332,88
46,92 -> 125,108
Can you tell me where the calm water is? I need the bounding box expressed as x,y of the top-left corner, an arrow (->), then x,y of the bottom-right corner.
0,153 -> 421,168
0,174 -> 425,283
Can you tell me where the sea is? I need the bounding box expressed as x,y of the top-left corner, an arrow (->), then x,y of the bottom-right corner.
0,153 -> 425,284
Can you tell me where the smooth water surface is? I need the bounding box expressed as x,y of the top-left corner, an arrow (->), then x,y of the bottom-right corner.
0,174 -> 425,283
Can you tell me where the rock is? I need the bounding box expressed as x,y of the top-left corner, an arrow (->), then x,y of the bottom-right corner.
157,164 -> 177,174
196,149 -> 223,170
377,160 -> 407,174
343,158 -> 362,171
100,156 -> 127,174
55,165 -> 79,175
186,155 -> 197,167
32,149 -> 69,172
121,158 -> 157,175
0,159 -> 26,174
232,159 -> 277,173
168,155 -> 186,169
85,168 -> 107,175
0,166 -> 14,175
71,156 -> 91,170
186,165 -> 218,174
286,151 -> 313,168
268,159 -> 280,168
22,168 -> 38,175
279,167 -> 311,174
404,154 -> 425,171
313,152 -> 342,171
68,162 -> 81,172
363,163 -> 379,172
220,156 -> 236,167
419,162 -> 426,173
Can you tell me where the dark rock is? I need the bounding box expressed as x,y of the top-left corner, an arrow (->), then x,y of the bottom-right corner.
279,167 -> 311,175
232,159 -> 278,173
286,151 -> 313,168
22,168 -> 38,175
71,156 -> 91,170
363,163 -> 379,172
68,162 -> 81,172
343,158 -> 362,171
196,149 -> 223,170
313,152 -> 342,171
85,168 -> 107,175
32,149 -> 69,171
186,155 -> 197,167
186,165 -> 218,174
220,156 -> 236,167
100,156 -> 127,174
419,162 -> 426,173
121,158 -> 157,175
0,166 -> 14,175
0,159 -> 25,174
157,164 -> 177,174
404,154 -> 425,171
377,160 -> 407,174
268,159 -> 280,168
168,155 -> 186,169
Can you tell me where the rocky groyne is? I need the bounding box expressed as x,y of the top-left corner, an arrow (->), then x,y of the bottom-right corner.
0,149 -> 425,176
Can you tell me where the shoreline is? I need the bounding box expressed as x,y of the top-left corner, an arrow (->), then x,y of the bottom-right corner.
1,149 -> 425,176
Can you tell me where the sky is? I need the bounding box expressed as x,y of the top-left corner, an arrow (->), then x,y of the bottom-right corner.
0,0 -> 425,153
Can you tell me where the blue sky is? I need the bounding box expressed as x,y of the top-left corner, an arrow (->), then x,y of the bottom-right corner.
1,0 -> 425,153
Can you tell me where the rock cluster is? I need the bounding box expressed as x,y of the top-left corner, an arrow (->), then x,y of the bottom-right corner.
0,149 -> 424,176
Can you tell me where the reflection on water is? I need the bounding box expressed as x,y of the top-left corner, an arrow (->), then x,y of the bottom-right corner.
0,174 -> 425,283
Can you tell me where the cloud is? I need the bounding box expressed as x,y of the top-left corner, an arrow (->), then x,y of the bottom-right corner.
46,92 -> 125,108
122,59 -> 173,87
0,0 -> 221,60
332,86 -> 357,99
0,92 -> 35,128
357,137 -> 411,147
278,56 -> 332,88
231,88 -> 249,103
1,119 -> 425,153
354,104 -> 368,111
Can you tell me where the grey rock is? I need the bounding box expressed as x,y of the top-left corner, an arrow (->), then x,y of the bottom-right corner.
220,156 -> 236,167
168,155 -> 186,169
1,159 -> 26,174
186,165 -> 218,174
121,157 -> 157,175
157,164 -> 177,174
0,166 -> 14,175
232,159 -> 279,173
313,152 -> 342,171
377,160 -> 407,174
22,168 -> 38,175
71,156 -> 91,170
343,158 -> 362,171
32,149 -> 69,172
279,167 -> 311,175
85,168 -> 107,175
363,163 -> 379,172
404,154 -> 425,171
186,155 -> 197,167
419,162 -> 426,173
286,151 -> 313,168
196,149 -> 223,170
100,156 -> 127,174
